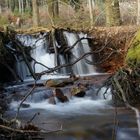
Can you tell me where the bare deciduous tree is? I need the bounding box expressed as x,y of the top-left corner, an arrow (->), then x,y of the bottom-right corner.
105,0 -> 121,26
137,0 -> 140,25
32,0 -> 40,26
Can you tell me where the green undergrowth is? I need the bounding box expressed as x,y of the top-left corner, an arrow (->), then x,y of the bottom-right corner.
126,29 -> 140,66
0,15 -> 9,26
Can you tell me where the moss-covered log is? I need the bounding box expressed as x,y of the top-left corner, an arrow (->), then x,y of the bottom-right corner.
126,29 -> 140,66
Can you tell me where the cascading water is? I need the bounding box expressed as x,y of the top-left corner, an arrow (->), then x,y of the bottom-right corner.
4,30 -> 140,140
15,30 -> 97,80
63,32 -> 96,75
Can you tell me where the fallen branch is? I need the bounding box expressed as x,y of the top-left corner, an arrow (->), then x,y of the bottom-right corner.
27,112 -> 40,124
113,73 -> 140,136
0,124 -> 62,134
15,81 -> 36,120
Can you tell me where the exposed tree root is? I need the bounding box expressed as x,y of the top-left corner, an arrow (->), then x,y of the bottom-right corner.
99,65 -> 140,137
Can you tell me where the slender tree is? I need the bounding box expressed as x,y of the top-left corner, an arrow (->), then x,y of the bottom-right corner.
137,0 -> 140,25
21,0 -> 24,14
0,0 -> 6,13
88,0 -> 94,27
70,0 -> 80,11
32,0 -> 40,26
51,0 -> 59,18
26,0 -> 30,9
0,4 -> 2,14
105,0 -> 121,26
18,0 -> 22,13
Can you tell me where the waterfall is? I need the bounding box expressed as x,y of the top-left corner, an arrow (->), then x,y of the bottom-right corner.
63,32 -> 96,75
15,30 -> 97,80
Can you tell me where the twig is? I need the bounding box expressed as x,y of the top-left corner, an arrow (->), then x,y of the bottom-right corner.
27,112 -> 40,124
64,37 -> 92,53
0,124 -> 62,134
113,73 -> 140,136
15,81 -> 36,120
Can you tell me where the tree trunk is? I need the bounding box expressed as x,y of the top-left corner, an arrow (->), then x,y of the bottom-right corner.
88,0 -> 94,27
137,0 -> 140,25
51,0 -> 59,18
105,0 -> 121,26
26,0 -> 29,9
21,0 -> 24,14
6,0 -> 10,9
91,0 -> 95,8
18,0 -> 22,13
0,4 -> 2,14
11,0 -> 16,12
32,0 -> 40,26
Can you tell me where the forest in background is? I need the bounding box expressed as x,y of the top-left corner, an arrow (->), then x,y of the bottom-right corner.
0,0 -> 139,30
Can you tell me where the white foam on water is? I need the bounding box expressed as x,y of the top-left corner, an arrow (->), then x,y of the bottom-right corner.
63,31 -> 97,75
10,96 -> 112,116
97,87 -> 112,100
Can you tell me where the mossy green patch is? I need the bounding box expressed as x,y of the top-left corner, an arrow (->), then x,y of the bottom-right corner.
126,29 -> 140,66
0,15 -> 9,26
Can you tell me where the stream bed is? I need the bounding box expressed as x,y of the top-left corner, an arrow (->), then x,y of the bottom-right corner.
3,75 -> 140,140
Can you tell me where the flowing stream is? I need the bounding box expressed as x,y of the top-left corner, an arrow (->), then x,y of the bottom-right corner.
5,76 -> 139,140
4,31 -> 140,140
15,31 -> 98,81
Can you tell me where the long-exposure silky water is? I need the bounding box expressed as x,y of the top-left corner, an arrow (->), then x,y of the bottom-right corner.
15,31 -> 97,80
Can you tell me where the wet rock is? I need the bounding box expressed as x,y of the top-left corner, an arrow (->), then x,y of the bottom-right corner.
44,79 -> 74,88
0,87 -> 8,113
0,93 -> 5,99
27,83 -> 44,87
21,103 -> 30,108
45,79 -> 60,87
54,88 -> 69,103
0,85 -> 4,92
0,98 -> 8,114
71,83 -> 86,97
69,74 -> 79,81
10,91 -> 24,101
48,96 -> 56,104
74,91 -> 86,97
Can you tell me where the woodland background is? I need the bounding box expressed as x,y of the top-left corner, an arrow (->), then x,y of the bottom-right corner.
0,0 -> 139,30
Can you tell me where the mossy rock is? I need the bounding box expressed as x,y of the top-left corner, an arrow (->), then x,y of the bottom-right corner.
126,29 -> 140,66
44,79 -> 74,88
71,84 -> 86,97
